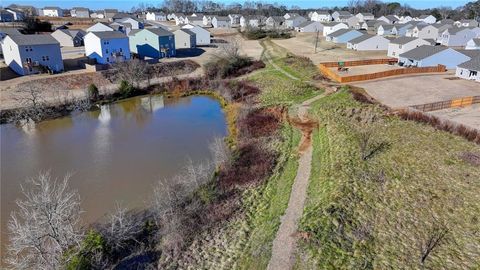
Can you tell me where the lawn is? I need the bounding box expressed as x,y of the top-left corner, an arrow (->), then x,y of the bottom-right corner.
295,89 -> 480,269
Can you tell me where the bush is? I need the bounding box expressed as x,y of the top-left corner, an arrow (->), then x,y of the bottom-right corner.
65,230 -> 106,270
205,56 -> 264,79
87,84 -> 99,101
243,29 -> 292,40
119,80 -> 134,97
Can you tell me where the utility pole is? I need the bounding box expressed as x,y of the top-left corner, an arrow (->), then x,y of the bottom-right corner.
314,30 -> 319,53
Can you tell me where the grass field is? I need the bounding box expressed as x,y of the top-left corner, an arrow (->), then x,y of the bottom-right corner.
295,89 -> 480,269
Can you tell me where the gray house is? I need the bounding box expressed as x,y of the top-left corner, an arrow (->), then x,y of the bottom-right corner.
398,45 -> 471,69
104,9 -> 118,19
456,56 -> 480,82
128,28 -> 176,59
326,28 -> 363,43
51,29 -> 86,47
173,29 -> 196,49
71,7 -> 90,18
1,34 -> 64,75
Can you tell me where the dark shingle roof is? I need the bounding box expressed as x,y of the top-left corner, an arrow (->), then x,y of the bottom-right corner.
146,28 -> 173,36
348,34 -> 376,44
9,34 -> 59,45
90,31 -> 127,39
0,27 -> 22,36
328,28 -> 359,37
399,45 -> 449,60
177,29 -> 195,36
457,56 -> 480,71
455,49 -> 480,58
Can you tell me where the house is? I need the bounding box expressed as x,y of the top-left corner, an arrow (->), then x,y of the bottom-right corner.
465,38 -> 480,50
347,34 -> 390,51
437,19 -> 455,25
266,16 -> 286,29
84,31 -> 130,64
51,29 -> 86,47
332,11 -> 352,21
285,15 -> 307,29
42,7 -> 63,17
0,27 -> 22,40
168,13 -> 185,21
322,22 -> 349,36
9,5 -> 37,16
337,15 -> 359,28
191,12 -> 203,17
5,8 -> 25,21
182,24 -> 210,45
377,24 -> 397,36
71,7 -> 90,18
326,28 -> 363,44
356,12 -> 374,22
284,13 -> 300,20
406,24 -> 439,39
311,11 -> 331,22
378,15 -> 399,24
1,34 -> 64,75
175,14 -> 187,25
173,29 -> 196,49
417,15 -> 437,24
212,16 -> 230,28
109,22 -> 132,35
439,27 -> 480,47
128,28 -> 175,59
90,12 -> 104,19
387,36 -> 431,58
228,14 -> 242,25
399,15 -> 413,23
202,15 -> 213,26
295,21 -> 324,33
240,16 -> 266,28
395,23 -> 414,36
362,20 -> 384,31
87,22 -> 114,32
146,12 -> 167,21
456,56 -> 480,82
185,16 -> 204,26
398,45 -> 470,68
115,17 -> 143,30
104,9 -> 118,19
0,9 -> 14,22
454,19 -> 479,28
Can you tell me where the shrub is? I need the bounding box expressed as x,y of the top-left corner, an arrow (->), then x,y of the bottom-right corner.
119,80 -> 134,97
243,29 -> 292,40
65,230 -> 106,270
205,56 -> 264,79
87,84 -> 99,101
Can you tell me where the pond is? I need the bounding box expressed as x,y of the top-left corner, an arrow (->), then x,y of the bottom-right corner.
0,95 -> 227,259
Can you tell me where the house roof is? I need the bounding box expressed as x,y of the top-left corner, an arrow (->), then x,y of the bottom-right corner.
379,24 -> 395,30
9,34 -> 59,45
335,11 -> 351,15
348,34 -> 377,44
323,22 -> 346,27
390,36 -> 423,45
358,12 -> 374,16
0,27 -> 22,36
104,9 -> 118,13
328,28 -> 358,37
43,6 -> 61,10
469,38 -> 480,46
399,45 -> 449,60
419,15 -> 432,19
175,29 -> 195,36
447,27 -> 474,35
214,16 -> 229,21
455,49 -> 480,58
268,16 -> 285,22
55,29 -> 85,37
89,31 -> 127,39
72,7 -> 89,11
146,28 -> 173,36
297,21 -> 319,28
315,10 -> 330,15
457,56 -> 480,71
385,15 -> 398,21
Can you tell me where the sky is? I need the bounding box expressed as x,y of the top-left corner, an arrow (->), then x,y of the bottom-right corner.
1,0 -> 471,11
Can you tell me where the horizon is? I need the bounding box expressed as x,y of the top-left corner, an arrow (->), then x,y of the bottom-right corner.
1,0 -> 472,11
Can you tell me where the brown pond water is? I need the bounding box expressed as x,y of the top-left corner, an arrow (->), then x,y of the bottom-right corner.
0,95 -> 227,261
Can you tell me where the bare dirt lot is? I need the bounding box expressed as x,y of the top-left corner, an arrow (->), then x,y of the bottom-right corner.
330,64 -> 400,76
271,33 -> 387,64
352,74 -> 480,108
430,104 -> 480,130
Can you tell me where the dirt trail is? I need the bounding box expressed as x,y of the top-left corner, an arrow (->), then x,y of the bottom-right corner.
267,94 -> 323,270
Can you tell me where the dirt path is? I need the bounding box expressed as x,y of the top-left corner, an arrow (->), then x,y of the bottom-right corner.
261,41 -> 300,81
267,94 -> 323,270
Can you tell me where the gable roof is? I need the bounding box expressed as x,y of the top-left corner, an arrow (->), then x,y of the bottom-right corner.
399,45 -> 449,60
297,21 -> 320,28
457,56 -> 480,71
268,16 -> 285,22
328,28 -> 359,37
43,6 -> 61,10
348,34 -> 379,44
379,24 -> 395,30
419,15 -> 433,19
469,38 -> 480,46
315,10 -> 330,15
89,31 -> 127,39
213,16 -> 229,21
385,15 -> 398,21
358,12 -> 374,16
0,27 -> 22,36
334,11 -> 351,15
455,49 -> 480,58
447,27 -> 474,35
323,22 -> 347,27
9,34 -> 59,45
390,36 -> 424,45
146,28 -> 173,36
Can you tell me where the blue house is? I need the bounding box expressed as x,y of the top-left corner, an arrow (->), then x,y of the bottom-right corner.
398,45 -> 472,69
128,28 -> 176,59
326,29 -> 363,44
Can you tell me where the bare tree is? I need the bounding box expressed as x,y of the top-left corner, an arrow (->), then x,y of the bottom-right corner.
219,36 -> 242,59
418,219 -> 450,266
13,83 -> 45,108
209,136 -> 230,169
102,204 -> 142,253
7,172 -> 83,270
113,59 -> 149,89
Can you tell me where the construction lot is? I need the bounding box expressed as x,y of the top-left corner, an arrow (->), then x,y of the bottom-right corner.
271,33 -> 387,64
430,104 -> 480,130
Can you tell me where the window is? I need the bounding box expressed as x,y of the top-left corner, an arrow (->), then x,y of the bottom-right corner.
106,49 -> 109,53
119,48 -> 122,52
25,57 -> 32,63
106,57 -> 110,62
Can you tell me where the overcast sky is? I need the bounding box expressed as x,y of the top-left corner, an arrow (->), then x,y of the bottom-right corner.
2,0 -> 471,11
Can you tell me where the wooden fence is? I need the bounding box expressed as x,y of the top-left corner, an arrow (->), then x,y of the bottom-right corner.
319,61 -> 446,83
410,96 -> 480,112
320,58 -> 398,68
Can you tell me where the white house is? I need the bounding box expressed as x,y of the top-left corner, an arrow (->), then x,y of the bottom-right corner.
322,22 -> 349,36
399,15 -> 413,23
332,11 -> 352,21
185,16 -> 204,26
356,12 -> 374,22
182,24 -> 210,45
387,36 -> 431,58
326,28 -> 363,43
240,15 -> 266,28
173,29 -> 196,49
266,16 -> 286,29
465,38 -> 480,50
456,56 -> 480,82
51,29 -> 86,47
116,17 -> 143,30
454,19 -> 479,28
378,15 -> 399,24
377,24 -> 397,36
87,22 -> 114,32
398,45 -> 470,68
347,34 -> 390,51
417,15 -> 437,24
42,6 -> 63,17
212,16 -> 230,28
440,27 -> 480,47
285,15 -> 307,29
406,24 -> 439,39
228,14 -> 241,25
395,23 -> 414,36
1,34 -> 64,75
284,13 -> 300,19
337,15 -> 359,28
146,12 -> 167,21
84,31 -> 130,65
295,21 -> 324,33
311,11 -> 331,22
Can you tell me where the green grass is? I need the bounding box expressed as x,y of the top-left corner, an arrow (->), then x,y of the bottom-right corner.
295,89 -> 480,269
